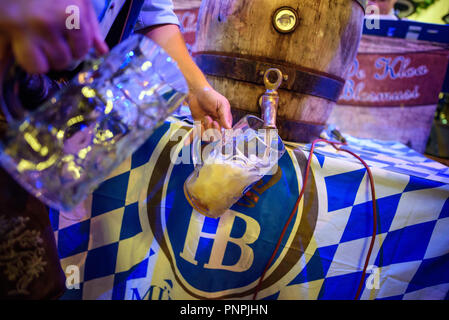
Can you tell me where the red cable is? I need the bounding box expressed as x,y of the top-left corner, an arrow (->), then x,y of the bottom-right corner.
330,143 -> 378,300
252,139 -> 377,301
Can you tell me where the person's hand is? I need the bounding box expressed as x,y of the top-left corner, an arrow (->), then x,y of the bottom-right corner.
187,85 -> 233,138
142,24 -> 233,138
0,0 -> 108,74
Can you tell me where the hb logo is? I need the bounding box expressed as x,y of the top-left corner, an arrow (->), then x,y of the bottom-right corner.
178,171 -> 282,272
180,210 -> 260,272
145,126 -> 319,299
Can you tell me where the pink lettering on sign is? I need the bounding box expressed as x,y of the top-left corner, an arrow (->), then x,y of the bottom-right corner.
338,51 -> 449,107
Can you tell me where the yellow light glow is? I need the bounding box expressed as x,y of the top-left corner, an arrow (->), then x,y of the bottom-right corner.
141,61 -> 153,71
78,146 -> 92,160
24,132 -> 42,153
66,161 -> 81,179
23,132 -> 51,157
81,86 -> 96,98
36,154 -> 58,171
62,155 -> 74,162
94,129 -> 114,143
56,130 -> 65,140
17,154 -> 58,172
40,146 -> 49,157
138,88 -> 155,100
19,120 -> 29,132
67,115 -> 85,127
105,100 -> 113,114
17,159 -> 35,172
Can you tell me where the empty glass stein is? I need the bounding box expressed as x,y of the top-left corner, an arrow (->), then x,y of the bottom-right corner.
0,34 -> 188,211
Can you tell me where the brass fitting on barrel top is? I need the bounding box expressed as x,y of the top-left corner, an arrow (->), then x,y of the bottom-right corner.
259,68 -> 283,129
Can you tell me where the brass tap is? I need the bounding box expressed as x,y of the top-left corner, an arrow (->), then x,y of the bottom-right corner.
259,68 -> 283,129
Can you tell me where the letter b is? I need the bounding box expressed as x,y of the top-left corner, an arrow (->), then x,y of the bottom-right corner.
180,210 -> 261,272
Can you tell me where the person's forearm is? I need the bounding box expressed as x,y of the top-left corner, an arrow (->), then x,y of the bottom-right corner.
142,24 -> 210,93
141,24 -> 233,130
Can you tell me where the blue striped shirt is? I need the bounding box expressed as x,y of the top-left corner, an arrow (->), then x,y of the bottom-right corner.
92,0 -> 179,32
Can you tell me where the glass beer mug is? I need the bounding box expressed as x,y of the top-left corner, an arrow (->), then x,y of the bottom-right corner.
0,34 -> 188,211
184,115 -> 286,218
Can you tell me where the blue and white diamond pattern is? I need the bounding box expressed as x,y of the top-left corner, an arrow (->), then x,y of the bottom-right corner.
50,118 -> 449,300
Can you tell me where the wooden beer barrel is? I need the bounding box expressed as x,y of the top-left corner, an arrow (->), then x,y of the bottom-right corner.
194,0 -> 366,142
